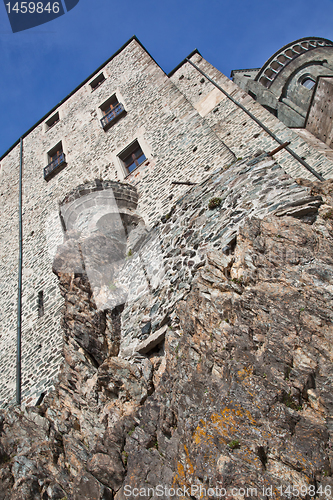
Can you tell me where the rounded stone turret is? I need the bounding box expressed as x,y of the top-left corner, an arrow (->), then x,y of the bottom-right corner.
59,179 -> 140,237
54,180 -> 149,311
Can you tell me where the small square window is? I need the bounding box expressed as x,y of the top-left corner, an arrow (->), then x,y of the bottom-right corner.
100,95 -> 126,130
45,112 -> 59,130
44,142 -> 66,180
301,77 -> 315,90
118,140 -> 146,175
90,73 -> 106,91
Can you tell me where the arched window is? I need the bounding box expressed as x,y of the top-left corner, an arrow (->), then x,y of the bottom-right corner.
301,77 -> 316,90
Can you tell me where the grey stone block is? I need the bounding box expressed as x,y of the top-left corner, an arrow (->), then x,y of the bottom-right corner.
136,325 -> 168,354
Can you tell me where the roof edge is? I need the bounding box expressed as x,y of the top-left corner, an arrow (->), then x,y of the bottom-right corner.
168,49 -> 202,77
0,35 -> 165,162
230,68 -> 261,78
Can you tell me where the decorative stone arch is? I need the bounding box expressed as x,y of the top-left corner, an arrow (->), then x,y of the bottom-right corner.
279,60 -> 327,100
255,37 -> 333,88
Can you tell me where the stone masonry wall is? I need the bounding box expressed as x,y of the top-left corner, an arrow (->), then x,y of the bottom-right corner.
0,154 -> 333,498
1,36 -> 333,408
0,39 -> 234,406
170,53 -> 333,180
306,77 -> 333,148
116,153 -> 326,357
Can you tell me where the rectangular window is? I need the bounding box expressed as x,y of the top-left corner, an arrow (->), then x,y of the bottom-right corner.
118,140 -> 146,174
100,95 -> 126,130
90,72 -> 105,91
44,141 -> 66,180
45,112 -> 59,130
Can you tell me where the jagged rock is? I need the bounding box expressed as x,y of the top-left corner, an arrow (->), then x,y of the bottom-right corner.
73,472 -> 113,500
136,325 -> 168,354
1,160 -> 333,498
97,357 -> 150,404
86,451 -> 125,490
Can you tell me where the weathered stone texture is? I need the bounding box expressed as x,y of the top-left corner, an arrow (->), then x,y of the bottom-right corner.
306,77 -> 333,148
171,52 -> 333,180
0,156 -> 333,498
293,128 -> 333,163
1,35 -> 333,418
0,39 -> 234,405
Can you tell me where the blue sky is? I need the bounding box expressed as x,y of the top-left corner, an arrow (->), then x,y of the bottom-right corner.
1,0 -> 333,156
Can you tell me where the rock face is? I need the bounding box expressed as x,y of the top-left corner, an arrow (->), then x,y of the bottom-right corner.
1,156 -> 333,499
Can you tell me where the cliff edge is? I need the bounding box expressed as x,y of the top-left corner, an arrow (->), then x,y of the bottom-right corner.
1,155 -> 333,499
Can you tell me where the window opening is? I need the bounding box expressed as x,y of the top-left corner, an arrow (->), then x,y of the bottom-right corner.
103,101 -> 117,116
100,95 -> 125,130
90,73 -> 106,91
45,112 -> 59,130
301,77 -> 315,90
49,147 -> 62,163
44,141 -> 66,180
119,140 -> 146,174
38,291 -> 44,318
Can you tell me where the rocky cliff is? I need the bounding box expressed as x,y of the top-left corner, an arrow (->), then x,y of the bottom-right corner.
1,155 -> 333,499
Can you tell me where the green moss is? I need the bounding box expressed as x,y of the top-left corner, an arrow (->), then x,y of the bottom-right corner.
122,451 -> 128,466
283,392 -> 302,411
232,276 -> 243,285
208,197 -> 222,210
228,439 -> 240,450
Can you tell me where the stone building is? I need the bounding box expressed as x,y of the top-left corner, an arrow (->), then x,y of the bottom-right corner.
231,37 -> 333,157
0,35 -> 333,407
